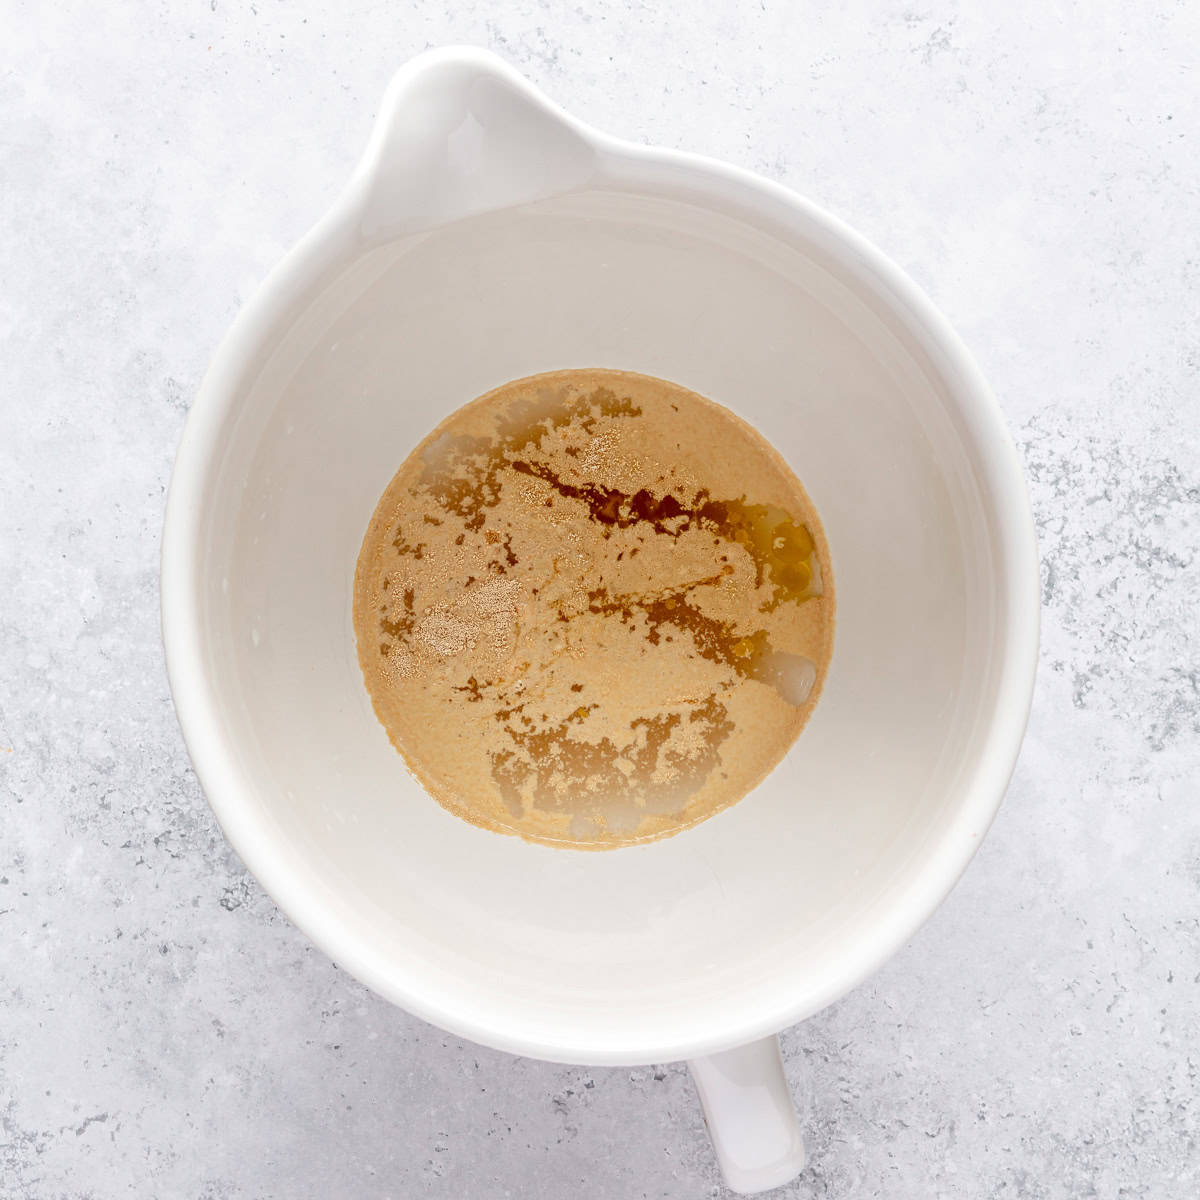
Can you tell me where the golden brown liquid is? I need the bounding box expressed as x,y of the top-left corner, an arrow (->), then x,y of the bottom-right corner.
353,369 -> 834,848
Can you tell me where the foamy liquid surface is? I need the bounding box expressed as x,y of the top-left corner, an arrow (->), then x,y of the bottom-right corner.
353,369 -> 835,848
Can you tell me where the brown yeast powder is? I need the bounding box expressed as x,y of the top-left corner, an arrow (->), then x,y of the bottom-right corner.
353,369 -> 834,848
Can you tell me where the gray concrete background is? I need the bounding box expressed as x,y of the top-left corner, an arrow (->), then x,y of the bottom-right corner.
2,2 -> 1198,1196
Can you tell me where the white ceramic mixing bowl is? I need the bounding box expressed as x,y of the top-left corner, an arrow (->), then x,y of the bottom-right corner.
162,48 -> 1038,1193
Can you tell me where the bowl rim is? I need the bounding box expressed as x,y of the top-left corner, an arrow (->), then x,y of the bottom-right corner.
161,46 -> 1040,1065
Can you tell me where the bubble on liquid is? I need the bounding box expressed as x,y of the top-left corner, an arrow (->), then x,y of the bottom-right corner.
753,650 -> 817,707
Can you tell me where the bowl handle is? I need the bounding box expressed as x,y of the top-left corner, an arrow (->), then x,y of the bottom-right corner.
688,1035 -> 806,1194
349,46 -> 598,242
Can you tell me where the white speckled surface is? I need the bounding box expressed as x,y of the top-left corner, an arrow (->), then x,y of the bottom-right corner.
2,2 -> 1198,1196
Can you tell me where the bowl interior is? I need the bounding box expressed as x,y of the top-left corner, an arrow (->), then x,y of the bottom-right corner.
187,187 -> 1015,1061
